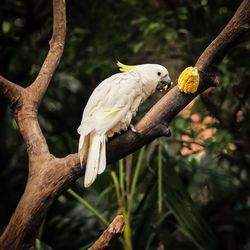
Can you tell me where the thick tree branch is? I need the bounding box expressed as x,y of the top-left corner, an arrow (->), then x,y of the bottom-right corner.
196,0 -> 250,70
15,93 -> 50,158
0,75 -> 24,106
27,0 -> 66,106
89,215 -> 125,250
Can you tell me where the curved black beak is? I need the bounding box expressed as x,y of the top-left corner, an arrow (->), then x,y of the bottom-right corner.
156,76 -> 172,92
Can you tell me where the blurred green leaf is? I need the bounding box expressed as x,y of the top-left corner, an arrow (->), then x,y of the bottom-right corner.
36,239 -> 53,250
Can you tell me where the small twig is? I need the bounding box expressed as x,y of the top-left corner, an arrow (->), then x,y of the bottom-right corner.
88,215 -> 125,250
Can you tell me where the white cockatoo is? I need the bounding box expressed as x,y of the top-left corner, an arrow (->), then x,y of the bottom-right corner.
78,62 -> 172,187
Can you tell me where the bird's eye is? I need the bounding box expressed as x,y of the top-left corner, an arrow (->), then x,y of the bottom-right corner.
157,72 -> 161,76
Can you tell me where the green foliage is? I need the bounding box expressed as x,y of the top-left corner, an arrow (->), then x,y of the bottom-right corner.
36,239 -> 53,250
67,189 -> 109,226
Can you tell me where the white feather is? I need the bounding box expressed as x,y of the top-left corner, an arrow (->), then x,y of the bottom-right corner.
84,133 -> 101,187
98,134 -> 107,175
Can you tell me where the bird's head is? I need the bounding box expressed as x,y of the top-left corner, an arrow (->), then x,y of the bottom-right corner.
117,61 -> 172,92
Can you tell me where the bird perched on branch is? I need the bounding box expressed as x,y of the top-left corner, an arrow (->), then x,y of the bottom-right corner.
78,62 -> 172,187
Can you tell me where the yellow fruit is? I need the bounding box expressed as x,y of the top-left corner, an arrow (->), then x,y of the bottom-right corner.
178,66 -> 199,94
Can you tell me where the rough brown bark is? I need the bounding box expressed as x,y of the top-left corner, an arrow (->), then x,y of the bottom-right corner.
0,0 -> 249,249
0,76 -> 23,106
89,215 -> 125,250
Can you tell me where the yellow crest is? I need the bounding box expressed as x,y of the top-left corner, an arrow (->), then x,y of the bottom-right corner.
178,66 -> 199,94
117,61 -> 137,72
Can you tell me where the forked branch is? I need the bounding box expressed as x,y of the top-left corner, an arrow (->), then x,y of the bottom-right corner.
0,0 -> 67,249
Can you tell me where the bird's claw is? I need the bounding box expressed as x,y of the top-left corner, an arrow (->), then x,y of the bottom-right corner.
130,124 -> 138,133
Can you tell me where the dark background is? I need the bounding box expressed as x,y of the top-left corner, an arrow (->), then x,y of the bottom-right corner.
1,0 -> 250,249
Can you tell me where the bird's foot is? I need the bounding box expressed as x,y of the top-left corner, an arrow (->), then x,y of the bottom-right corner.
130,124 -> 138,133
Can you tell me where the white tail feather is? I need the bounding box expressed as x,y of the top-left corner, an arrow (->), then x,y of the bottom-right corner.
78,135 -> 85,152
84,133 -> 107,187
98,134 -> 107,175
78,134 -> 90,167
78,124 -> 93,166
